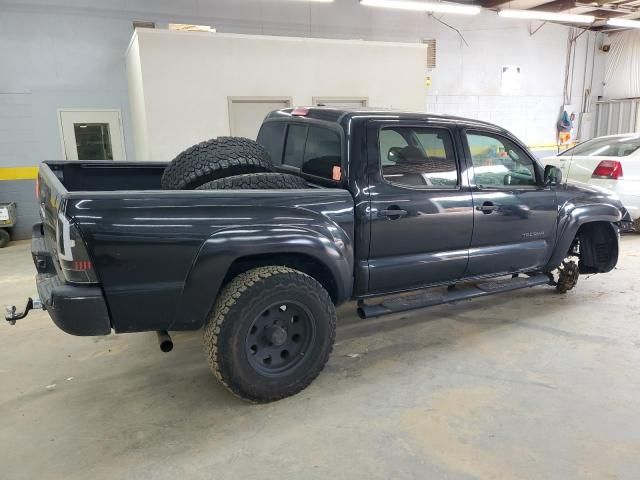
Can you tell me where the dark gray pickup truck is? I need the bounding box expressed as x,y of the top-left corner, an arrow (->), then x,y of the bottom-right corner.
6,108 -> 629,402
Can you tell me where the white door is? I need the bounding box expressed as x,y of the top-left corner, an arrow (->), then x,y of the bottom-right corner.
228,97 -> 292,139
58,109 -> 126,160
313,97 -> 369,108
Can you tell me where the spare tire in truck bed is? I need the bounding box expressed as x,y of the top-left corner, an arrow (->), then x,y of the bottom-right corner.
161,137 -> 273,190
196,172 -> 307,191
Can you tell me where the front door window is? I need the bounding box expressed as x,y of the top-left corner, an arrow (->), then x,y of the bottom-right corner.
466,133 -> 537,188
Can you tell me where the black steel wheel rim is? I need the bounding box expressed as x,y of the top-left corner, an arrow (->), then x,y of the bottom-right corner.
245,301 -> 315,376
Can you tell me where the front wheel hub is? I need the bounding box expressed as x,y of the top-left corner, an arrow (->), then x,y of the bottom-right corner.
556,259 -> 579,293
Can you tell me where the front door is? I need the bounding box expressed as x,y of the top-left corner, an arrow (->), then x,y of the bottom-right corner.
463,130 -> 558,277
366,121 -> 474,294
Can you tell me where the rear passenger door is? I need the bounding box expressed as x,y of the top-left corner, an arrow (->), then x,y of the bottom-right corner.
366,121 -> 474,294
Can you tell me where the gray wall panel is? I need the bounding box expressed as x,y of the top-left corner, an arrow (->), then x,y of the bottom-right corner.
0,180 -> 38,240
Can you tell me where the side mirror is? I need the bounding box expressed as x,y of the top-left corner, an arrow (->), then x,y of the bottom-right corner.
544,165 -> 562,186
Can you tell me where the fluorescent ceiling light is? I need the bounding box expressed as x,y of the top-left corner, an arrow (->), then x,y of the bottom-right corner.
498,9 -> 595,24
606,18 -> 640,29
360,0 -> 481,15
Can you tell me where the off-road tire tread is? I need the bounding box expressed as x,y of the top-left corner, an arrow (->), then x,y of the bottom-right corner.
203,266 -> 336,403
161,137 -> 273,190
196,172 -> 307,190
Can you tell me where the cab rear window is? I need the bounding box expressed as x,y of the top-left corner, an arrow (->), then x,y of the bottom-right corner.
260,122 -> 342,181
256,121 -> 286,164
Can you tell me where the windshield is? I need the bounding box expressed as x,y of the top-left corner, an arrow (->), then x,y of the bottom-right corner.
560,135 -> 640,157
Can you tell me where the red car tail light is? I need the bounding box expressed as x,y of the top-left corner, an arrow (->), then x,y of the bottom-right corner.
592,160 -> 623,180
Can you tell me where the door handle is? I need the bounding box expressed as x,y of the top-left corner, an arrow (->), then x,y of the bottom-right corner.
378,207 -> 408,219
475,202 -> 498,214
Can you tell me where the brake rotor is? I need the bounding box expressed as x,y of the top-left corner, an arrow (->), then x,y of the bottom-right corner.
556,259 -> 579,293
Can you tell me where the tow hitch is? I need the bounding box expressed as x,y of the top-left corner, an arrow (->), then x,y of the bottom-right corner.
4,297 -> 44,325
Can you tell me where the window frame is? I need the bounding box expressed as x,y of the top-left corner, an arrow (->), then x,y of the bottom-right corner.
463,129 -> 542,191
275,119 -> 347,186
374,123 -> 463,191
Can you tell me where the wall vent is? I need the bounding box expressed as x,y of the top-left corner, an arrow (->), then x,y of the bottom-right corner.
133,21 -> 155,30
423,39 -> 436,69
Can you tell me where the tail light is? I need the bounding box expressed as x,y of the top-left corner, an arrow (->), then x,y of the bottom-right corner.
592,160 -> 623,180
291,107 -> 309,116
56,214 -> 98,284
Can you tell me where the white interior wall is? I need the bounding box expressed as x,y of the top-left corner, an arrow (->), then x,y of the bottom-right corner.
0,0 -> 609,238
0,0 -> 607,167
424,18 -> 605,147
125,36 -> 150,162
129,30 -> 428,160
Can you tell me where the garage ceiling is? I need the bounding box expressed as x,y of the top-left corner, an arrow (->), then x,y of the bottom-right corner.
473,0 -> 640,30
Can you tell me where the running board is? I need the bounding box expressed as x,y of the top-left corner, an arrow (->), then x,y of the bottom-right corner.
357,274 -> 551,319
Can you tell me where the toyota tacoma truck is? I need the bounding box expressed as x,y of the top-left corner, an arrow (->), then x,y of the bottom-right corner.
5,108 -> 630,402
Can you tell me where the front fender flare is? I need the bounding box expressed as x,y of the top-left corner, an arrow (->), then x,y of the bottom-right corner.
544,201 -> 621,271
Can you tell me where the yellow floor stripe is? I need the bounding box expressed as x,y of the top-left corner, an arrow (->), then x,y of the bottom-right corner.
0,167 -> 39,181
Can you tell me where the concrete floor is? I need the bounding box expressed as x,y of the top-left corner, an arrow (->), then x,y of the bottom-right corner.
1,238 -> 640,479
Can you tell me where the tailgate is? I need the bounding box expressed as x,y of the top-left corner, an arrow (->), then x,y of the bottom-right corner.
36,163 -> 69,262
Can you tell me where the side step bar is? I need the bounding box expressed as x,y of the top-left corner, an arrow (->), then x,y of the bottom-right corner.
357,274 -> 551,319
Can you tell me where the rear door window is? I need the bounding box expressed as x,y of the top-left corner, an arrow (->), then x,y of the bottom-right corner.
378,127 -> 459,188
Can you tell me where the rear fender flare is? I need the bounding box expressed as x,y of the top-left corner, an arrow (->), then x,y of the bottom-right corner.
173,224 -> 353,330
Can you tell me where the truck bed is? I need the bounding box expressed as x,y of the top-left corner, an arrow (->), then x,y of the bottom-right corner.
45,161 -> 167,191
37,161 -> 355,334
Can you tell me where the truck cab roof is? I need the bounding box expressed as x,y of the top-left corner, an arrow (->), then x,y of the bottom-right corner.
264,106 -> 508,134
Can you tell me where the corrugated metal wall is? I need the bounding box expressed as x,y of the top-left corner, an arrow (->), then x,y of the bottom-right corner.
594,98 -> 640,137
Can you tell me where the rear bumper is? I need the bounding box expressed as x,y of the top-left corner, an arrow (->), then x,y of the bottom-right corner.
36,273 -> 111,336
32,223 -> 111,336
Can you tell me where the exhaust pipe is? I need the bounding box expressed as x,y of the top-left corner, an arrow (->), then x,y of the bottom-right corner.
156,330 -> 173,352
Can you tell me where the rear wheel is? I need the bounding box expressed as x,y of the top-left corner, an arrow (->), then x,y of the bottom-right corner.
204,266 -> 336,402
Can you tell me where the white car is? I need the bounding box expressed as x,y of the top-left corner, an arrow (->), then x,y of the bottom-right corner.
543,134 -> 640,227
